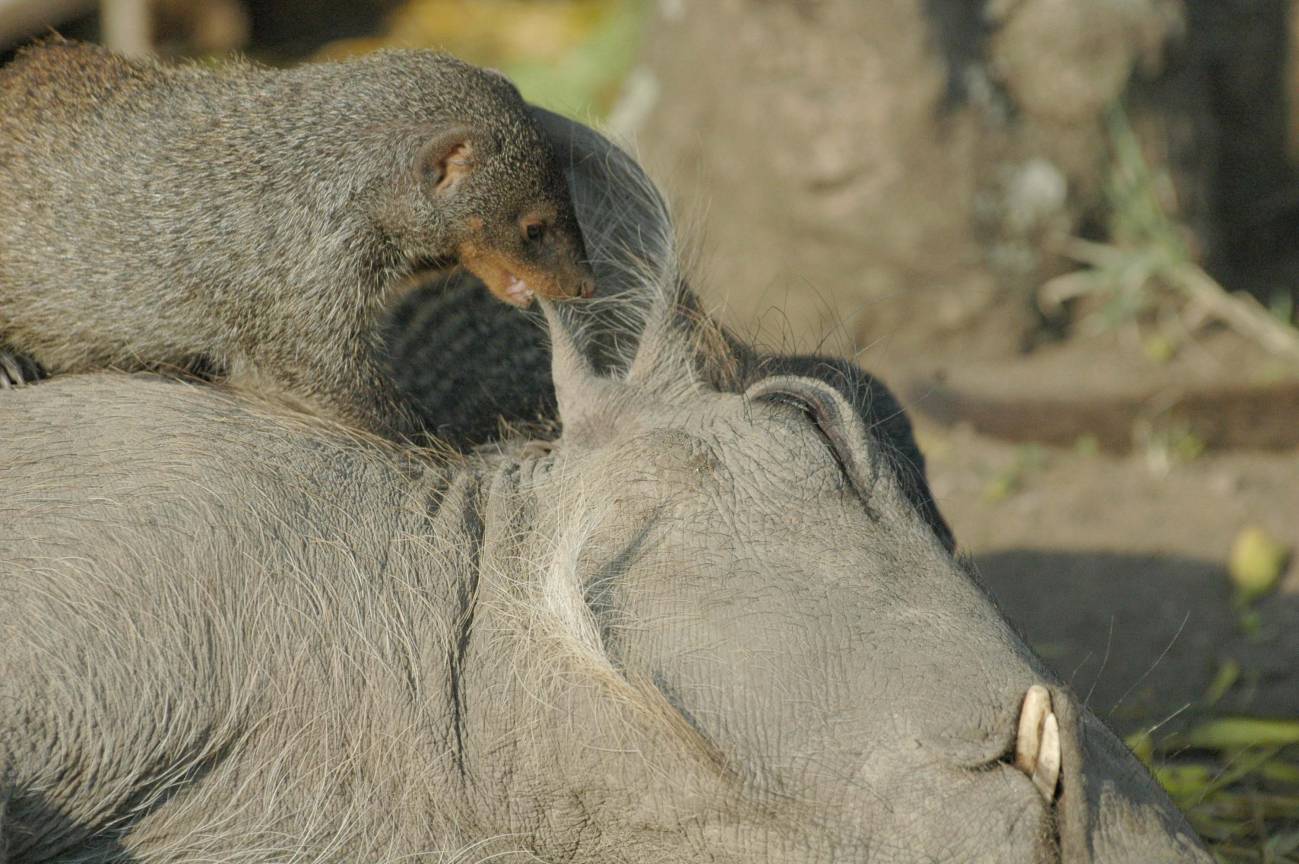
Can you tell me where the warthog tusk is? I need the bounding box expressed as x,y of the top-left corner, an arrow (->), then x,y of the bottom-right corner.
1034,712 -> 1061,800
1015,684 -> 1061,801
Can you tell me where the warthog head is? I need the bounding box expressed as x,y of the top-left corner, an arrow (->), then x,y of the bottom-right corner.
0,111 -> 1208,863
462,284 -> 1209,861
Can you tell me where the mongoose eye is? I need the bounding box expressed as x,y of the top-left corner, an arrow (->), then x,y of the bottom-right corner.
524,222 -> 546,243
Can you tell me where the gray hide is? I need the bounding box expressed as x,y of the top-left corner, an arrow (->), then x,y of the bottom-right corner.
0,115 -> 1208,863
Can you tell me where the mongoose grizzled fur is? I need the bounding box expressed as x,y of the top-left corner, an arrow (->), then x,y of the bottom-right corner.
0,39 -> 595,438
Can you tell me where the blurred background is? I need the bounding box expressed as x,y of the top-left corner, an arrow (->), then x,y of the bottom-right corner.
3,0 -> 1298,856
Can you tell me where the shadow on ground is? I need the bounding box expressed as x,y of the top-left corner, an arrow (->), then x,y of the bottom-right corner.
974,550 -> 1299,736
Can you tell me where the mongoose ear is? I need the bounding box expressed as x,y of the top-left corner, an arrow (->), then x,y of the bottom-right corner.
418,130 -> 475,194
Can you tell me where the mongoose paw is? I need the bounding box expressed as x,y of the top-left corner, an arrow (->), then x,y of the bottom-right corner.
496,274 -> 534,307
0,350 -> 45,389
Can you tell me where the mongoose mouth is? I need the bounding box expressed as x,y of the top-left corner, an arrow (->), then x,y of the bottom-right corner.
457,246 -> 589,308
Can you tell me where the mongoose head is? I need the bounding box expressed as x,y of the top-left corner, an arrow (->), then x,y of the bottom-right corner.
383,65 -> 596,308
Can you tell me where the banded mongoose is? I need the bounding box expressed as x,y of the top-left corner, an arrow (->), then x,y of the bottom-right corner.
0,40 -> 595,438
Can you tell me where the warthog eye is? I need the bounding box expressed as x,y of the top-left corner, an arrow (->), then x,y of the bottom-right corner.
750,381 -> 881,516
755,390 -> 852,486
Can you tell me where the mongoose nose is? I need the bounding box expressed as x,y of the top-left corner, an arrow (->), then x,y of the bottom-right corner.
579,276 -> 597,299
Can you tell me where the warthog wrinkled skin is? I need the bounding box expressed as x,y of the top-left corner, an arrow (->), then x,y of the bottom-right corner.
0,111 -> 1209,863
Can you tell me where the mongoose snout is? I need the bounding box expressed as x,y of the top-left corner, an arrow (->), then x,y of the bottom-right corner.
457,236 -> 596,307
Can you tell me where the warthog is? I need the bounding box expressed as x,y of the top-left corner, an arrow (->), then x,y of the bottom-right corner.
0,110 -> 1209,863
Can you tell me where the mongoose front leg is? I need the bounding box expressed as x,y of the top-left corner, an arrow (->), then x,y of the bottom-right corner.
236,342 -> 423,442
0,347 -> 45,389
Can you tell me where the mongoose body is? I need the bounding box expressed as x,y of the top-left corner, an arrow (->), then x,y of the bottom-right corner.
0,40 -> 594,437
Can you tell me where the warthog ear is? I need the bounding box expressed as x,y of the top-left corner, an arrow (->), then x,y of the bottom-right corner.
528,106 -> 682,378
528,106 -> 673,304
530,107 -> 703,400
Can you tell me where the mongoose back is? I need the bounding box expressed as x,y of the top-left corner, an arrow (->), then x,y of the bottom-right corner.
0,40 -> 595,437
